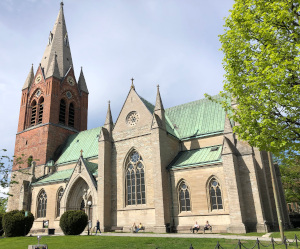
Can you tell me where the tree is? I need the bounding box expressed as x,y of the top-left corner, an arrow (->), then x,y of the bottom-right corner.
277,153 -> 300,203
0,198 -> 7,214
218,0 -> 300,155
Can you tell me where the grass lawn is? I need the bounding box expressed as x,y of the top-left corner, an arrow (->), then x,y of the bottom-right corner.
0,235 -> 298,249
271,229 -> 300,240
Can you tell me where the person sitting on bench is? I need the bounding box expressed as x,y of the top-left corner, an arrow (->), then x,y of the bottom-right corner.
203,221 -> 211,232
192,221 -> 200,233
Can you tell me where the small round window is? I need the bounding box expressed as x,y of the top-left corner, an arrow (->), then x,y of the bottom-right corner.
126,111 -> 139,126
66,91 -> 72,99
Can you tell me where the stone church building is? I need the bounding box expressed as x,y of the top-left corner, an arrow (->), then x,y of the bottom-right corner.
8,2 -> 290,234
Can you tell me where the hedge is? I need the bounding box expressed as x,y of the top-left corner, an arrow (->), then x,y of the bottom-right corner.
2,210 -> 34,237
59,210 -> 88,235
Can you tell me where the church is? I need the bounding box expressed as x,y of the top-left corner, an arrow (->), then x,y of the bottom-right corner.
7,2 -> 290,234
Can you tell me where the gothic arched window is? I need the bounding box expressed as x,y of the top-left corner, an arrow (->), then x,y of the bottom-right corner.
37,97 -> 44,124
30,100 -> 37,126
68,103 -> 75,127
37,190 -> 47,218
126,150 -> 145,206
178,181 -> 191,212
56,188 -> 64,217
80,199 -> 85,211
59,99 -> 66,125
209,178 -> 223,210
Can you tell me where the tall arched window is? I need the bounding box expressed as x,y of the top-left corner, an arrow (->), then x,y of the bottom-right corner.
178,181 -> 191,212
68,103 -> 75,127
30,100 -> 37,126
37,97 -> 44,124
59,99 -> 66,124
37,190 -> 47,218
80,199 -> 85,211
56,188 -> 64,217
209,178 -> 223,210
126,150 -> 145,205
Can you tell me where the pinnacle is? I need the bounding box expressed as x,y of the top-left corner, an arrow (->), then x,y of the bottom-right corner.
78,67 -> 89,93
22,64 -> 34,90
154,84 -> 164,111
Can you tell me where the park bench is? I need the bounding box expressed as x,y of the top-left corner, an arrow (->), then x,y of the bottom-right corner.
110,226 -> 124,232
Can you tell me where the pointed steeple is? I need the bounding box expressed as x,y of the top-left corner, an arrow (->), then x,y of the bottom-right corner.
40,2 -> 73,79
152,85 -> 166,129
22,64 -> 34,90
78,67 -> 89,93
46,52 -> 60,78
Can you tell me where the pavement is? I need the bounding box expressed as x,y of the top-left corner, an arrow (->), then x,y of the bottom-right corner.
29,231 -> 282,242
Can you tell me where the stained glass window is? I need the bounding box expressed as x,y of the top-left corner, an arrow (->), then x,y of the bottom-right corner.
179,182 -> 191,212
37,190 -> 47,218
56,188 -> 63,217
126,151 -> 145,205
210,178 -> 223,210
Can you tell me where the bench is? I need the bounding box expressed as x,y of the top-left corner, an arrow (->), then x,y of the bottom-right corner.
175,226 -> 194,233
111,226 -> 124,232
130,226 -> 146,233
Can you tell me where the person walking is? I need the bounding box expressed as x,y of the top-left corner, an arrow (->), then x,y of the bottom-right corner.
95,220 -> 102,235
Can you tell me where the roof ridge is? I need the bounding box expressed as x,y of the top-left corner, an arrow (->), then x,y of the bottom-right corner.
166,94 -> 222,111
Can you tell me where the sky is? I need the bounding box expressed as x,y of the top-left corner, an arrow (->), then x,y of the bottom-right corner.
0,0 -> 235,160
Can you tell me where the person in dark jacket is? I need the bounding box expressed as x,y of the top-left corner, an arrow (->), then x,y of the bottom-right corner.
95,220 -> 102,235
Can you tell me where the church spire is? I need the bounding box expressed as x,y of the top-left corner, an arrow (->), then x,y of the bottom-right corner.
41,2 -> 73,79
22,64 -> 34,90
78,67 -> 89,93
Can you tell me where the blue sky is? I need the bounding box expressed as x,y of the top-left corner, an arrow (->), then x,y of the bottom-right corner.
0,0 -> 234,158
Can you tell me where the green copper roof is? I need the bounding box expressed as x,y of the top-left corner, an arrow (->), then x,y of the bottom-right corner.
33,160 -> 98,186
165,95 -> 226,139
169,145 -> 222,169
56,127 -> 101,165
32,168 -> 73,185
139,96 -> 179,138
85,161 -> 98,175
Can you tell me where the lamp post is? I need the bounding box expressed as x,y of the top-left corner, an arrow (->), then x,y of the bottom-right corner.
87,200 -> 92,235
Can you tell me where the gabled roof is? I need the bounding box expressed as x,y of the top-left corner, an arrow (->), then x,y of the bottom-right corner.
165,95 -> 226,139
56,127 -> 101,165
32,160 -> 98,186
168,145 -> 223,170
32,168 -> 73,186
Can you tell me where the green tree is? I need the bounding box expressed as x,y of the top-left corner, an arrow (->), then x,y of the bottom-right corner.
0,197 -> 7,214
278,153 -> 300,203
218,0 -> 300,155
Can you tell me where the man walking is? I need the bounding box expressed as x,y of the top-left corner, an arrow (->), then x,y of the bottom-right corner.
95,220 -> 101,235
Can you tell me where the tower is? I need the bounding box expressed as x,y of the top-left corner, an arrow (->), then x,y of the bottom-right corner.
14,2 -> 88,170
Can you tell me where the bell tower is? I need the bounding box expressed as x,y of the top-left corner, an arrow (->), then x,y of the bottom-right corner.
14,2 -> 88,170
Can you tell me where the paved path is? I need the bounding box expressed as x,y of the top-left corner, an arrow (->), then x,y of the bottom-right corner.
33,232 -> 281,242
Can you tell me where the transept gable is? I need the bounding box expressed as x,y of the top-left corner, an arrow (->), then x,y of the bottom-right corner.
113,87 -> 154,134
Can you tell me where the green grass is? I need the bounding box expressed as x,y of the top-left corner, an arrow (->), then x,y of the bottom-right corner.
0,235 -> 298,249
220,232 -> 265,237
271,229 -> 300,240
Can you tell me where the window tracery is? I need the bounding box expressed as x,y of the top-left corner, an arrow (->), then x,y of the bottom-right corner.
56,188 -> 64,217
209,178 -> 223,210
37,190 -> 47,218
126,150 -> 145,205
178,181 -> 191,212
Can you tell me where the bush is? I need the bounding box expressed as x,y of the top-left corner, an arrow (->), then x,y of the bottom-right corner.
2,210 -> 34,237
0,213 -> 3,236
59,210 -> 88,235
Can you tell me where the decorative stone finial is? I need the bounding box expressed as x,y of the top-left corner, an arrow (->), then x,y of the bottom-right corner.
60,1 -> 64,8
131,78 -> 135,89
80,149 -> 83,157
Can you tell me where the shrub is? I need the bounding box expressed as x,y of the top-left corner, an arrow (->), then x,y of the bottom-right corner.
3,210 -> 34,237
0,213 -> 3,236
59,210 -> 88,235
